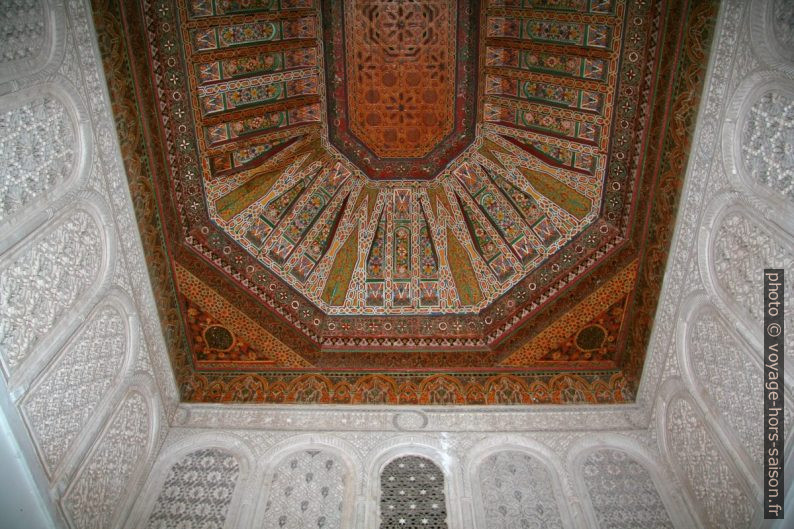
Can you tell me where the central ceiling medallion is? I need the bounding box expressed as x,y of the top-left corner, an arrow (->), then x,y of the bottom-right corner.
323,0 -> 478,180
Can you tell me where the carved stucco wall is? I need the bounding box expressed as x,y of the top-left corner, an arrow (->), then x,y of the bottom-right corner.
20,298 -> 129,477
144,448 -> 241,529
0,0 -> 791,528
0,0 -> 172,527
580,448 -> 674,529
741,90 -> 793,200
664,394 -> 754,529
0,94 -> 75,223
476,450 -> 563,529
261,449 -> 347,529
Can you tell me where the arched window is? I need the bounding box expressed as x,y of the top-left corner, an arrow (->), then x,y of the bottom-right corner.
477,450 -> 563,528
380,456 -> 447,529
146,448 -> 240,528
582,449 -> 673,529
263,449 -> 346,529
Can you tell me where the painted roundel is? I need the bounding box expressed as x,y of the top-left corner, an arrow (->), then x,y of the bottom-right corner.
99,0 -> 719,404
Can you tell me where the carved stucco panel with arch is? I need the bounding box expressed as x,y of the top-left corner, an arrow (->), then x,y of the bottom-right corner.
0,205 -> 103,377
770,0 -> 794,63
144,448 -> 240,529
0,0 -> 45,65
0,93 -> 74,224
664,394 -> 753,529
692,309 -> 763,459
20,298 -> 129,477
261,449 -> 348,529
476,450 -> 563,529
709,206 -> 794,361
740,89 -> 794,201
722,74 -> 794,235
380,455 -> 448,529
581,449 -> 673,529
60,388 -> 153,529
681,299 -> 794,490
0,0 -> 68,87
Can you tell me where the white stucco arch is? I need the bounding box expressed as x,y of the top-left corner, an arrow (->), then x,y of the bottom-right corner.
0,191 -> 117,386
251,433 -> 362,529
466,435 -> 574,529
125,431 -> 256,529
569,433 -> 696,529
721,71 -> 794,230
0,77 -> 94,253
0,0 -> 67,87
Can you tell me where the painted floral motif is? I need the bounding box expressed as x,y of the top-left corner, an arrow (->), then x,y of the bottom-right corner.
419,213 -> 438,279
367,211 -> 387,280
393,226 -> 411,280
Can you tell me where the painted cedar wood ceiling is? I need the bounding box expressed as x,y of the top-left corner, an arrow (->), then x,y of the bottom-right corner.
92,0 -> 717,404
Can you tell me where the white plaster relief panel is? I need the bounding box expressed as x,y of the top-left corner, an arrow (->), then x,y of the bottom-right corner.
0,207 -> 102,377
665,397 -> 752,528
0,0 -> 44,66
61,389 -> 151,529
57,24 -> 80,88
771,0 -> 794,61
741,90 -> 794,202
134,332 -> 154,376
145,448 -> 240,529
20,302 -> 126,476
0,95 -> 75,223
477,451 -> 563,529
712,209 -> 793,354
686,307 -> 773,471
732,16 -> 760,90
176,405 -> 644,434
581,449 -> 673,529
262,449 -> 347,529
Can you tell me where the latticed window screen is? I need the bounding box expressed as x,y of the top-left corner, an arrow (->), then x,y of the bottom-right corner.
379,456 -> 448,529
